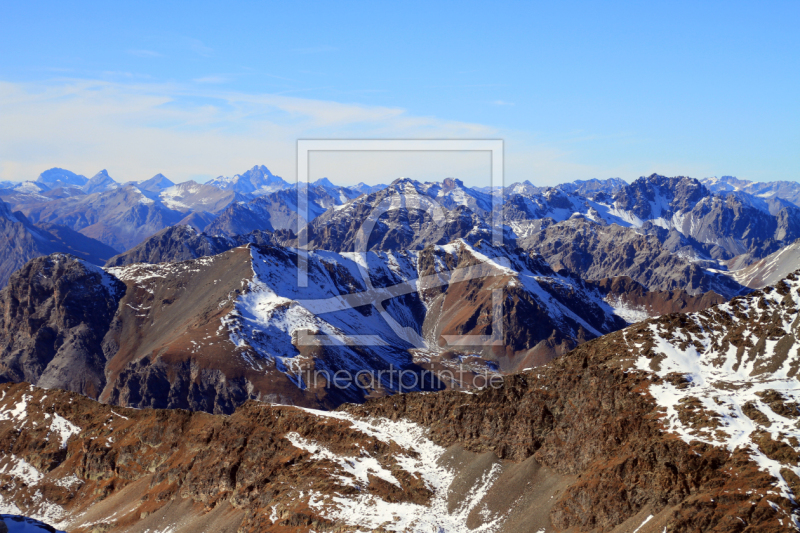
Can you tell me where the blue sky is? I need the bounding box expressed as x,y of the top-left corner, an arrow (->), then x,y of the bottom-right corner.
1,0 -> 798,187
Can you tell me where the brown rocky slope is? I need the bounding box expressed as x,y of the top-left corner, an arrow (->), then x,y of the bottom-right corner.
1,270 -> 798,532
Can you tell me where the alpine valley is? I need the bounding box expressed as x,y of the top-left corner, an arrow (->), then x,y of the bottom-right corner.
0,166 -> 799,532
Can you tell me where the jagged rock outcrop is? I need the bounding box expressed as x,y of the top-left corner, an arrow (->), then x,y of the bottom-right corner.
0,255 -> 124,397
0,240 -> 634,414
1,264 -> 798,533
301,179 -> 495,252
519,217 -> 746,297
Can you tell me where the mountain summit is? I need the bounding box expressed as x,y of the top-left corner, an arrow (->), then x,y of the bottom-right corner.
206,165 -> 290,195
82,169 -> 120,194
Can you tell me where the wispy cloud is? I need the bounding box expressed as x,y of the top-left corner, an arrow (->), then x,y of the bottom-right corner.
492,100 -> 514,106
128,49 -> 162,58
0,78 -> 631,186
0,78 -> 499,184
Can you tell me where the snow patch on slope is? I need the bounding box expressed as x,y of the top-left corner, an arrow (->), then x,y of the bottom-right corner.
633,276 -> 800,519
289,408 -> 505,532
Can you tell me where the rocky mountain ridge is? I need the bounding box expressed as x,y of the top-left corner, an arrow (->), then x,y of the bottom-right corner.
205,182 -> 360,236
1,263 -> 798,531
4,168 -> 800,300
104,225 -> 292,266
0,240 -> 638,413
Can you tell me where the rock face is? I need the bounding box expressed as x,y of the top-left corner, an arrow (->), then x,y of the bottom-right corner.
0,255 -> 124,398
588,276 -> 727,322
302,179 -> 495,253
0,240 -> 638,413
613,174 -> 708,220
723,238 -> 800,290
519,217 -> 746,297
1,265 -> 798,533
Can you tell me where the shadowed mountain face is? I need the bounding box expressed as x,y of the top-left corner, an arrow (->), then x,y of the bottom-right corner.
12,185 -> 186,252
104,224 -> 292,266
724,238 -> 800,289
81,169 -> 119,194
137,173 -> 174,193
518,217 -> 748,298
35,167 -> 88,189
0,201 -> 117,289
1,267 -> 798,532
204,183 -> 360,236
587,276 -> 727,321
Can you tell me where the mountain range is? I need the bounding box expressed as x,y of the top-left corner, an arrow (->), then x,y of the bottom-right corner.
703,175 -> 800,207
0,266 -> 798,531
1,165 -> 800,530
4,167 -> 800,291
